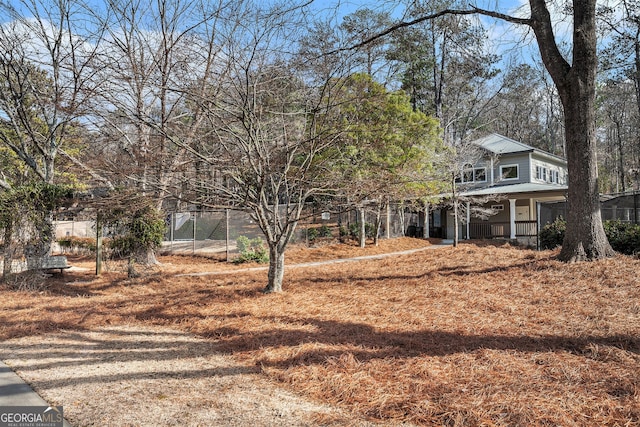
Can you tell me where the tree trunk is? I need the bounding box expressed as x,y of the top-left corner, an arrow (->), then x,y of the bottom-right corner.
615,120 -> 626,192
359,208 -> 366,248
26,213 -> 55,265
264,244 -> 284,293
136,247 -> 159,265
373,202 -> 384,246
528,0 -> 615,261
451,175 -> 459,247
2,227 -> 13,276
558,101 -> 615,261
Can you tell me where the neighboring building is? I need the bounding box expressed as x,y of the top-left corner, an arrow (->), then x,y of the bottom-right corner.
432,133 -> 568,242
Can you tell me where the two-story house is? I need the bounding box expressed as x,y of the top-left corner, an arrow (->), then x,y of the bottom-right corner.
435,133 -> 568,242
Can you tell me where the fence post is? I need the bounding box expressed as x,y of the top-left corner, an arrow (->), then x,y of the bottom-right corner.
192,212 -> 197,255
95,214 -> 103,276
169,213 -> 174,253
226,208 -> 230,263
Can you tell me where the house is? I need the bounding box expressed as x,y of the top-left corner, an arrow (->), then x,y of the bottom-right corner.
430,133 -> 568,242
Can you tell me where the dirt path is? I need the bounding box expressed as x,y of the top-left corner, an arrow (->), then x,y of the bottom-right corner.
177,241 -> 452,277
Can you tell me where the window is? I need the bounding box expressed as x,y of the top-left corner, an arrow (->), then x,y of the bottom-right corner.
474,168 -> 487,182
500,165 -> 519,180
458,165 -> 487,184
536,164 -> 563,184
536,165 -> 548,181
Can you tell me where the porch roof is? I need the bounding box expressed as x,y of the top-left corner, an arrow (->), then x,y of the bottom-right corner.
459,182 -> 568,197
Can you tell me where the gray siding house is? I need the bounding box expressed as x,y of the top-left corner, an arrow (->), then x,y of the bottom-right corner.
438,133 -> 568,241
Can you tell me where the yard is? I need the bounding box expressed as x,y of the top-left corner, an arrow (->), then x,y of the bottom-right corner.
1,238 -> 639,426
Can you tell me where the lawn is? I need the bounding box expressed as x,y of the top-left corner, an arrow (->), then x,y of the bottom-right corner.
1,238 -> 639,426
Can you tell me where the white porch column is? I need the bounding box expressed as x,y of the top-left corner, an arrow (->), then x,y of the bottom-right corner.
490,157 -> 495,185
509,199 -> 517,239
466,201 -> 471,239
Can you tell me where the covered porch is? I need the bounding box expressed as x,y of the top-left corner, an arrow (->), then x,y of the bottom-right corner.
450,183 -> 568,242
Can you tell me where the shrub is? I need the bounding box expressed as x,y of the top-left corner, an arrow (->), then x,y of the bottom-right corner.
603,220 -> 640,255
540,217 -> 640,255
343,222 -> 376,240
306,227 -> 319,242
539,217 -> 566,250
235,236 -> 269,263
104,205 -> 166,260
365,223 -> 376,238
57,236 -> 96,254
318,224 -> 333,238
306,225 -> 333,242
349,223 -> 360,239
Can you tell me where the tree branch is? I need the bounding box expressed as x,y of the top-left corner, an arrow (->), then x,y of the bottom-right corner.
344,7 -> 531,53
58,149 -> 115,190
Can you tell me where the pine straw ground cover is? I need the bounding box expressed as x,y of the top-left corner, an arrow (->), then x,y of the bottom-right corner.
1,238 -> 639,426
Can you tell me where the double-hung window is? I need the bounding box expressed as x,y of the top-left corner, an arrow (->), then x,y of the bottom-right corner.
500,165 -> 519,180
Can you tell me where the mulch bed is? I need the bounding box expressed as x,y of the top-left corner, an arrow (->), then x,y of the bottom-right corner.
1,238 -> 639,426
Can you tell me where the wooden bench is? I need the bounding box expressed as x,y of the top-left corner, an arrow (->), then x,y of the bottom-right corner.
40,255 -> 71,274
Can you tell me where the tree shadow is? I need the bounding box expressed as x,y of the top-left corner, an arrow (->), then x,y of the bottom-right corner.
302,255 -> 556,285
210,316 -> 640,368
0,327 -> 258,390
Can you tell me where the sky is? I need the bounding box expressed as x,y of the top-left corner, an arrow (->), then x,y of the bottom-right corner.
307,0 -> 546,67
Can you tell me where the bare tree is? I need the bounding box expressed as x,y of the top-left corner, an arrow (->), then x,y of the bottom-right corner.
181,1 -> 341,293
91,0 -> 238,207
0,0 -> 104,185
0,0 -> 105,257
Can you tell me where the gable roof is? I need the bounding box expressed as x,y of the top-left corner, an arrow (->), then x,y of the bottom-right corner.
472,133 -> 535,155
472,133 -> 567,164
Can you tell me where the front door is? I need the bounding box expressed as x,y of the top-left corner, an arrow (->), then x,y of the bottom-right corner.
516,206 -> 529,221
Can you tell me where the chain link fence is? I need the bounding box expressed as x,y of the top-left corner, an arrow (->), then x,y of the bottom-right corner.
540,191 -> 640,227
52,203 -> 420,259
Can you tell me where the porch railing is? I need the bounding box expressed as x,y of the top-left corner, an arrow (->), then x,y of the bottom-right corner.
515,220 -> 537,237
469,220 -> 537,239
